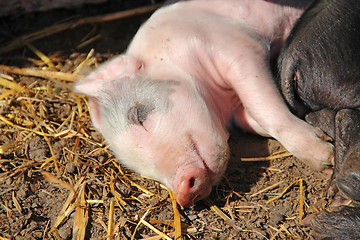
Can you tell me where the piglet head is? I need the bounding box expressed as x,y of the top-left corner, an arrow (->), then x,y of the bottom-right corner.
73,55 -> 230,207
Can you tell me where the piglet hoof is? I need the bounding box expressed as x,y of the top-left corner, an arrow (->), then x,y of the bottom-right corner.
336,172 -> 360,202
175,167 -> 212,207
306,139 -> 334,172
315,130 -> 335,166
305,125 -> 335,171
303,206 -> 360,239
284,122 -> 334,171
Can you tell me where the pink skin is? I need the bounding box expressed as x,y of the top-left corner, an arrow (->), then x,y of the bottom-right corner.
74,0 -> 333,207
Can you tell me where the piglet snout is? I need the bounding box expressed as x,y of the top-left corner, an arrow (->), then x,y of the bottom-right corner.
176,167 -> 212,207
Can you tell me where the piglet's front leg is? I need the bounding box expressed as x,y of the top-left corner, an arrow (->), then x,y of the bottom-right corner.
222,42 -> 334,171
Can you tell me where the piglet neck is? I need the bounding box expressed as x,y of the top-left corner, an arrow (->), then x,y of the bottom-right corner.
141,60 -> 185,80
195,79 -> 234,129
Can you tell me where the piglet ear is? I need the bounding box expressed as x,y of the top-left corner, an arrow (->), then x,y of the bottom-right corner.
87,96 -> 103,132
73,55 -> 143,97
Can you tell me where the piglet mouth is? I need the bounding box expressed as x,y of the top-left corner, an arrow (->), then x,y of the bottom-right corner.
190,137 -> 213,182
189,136 -> 228,185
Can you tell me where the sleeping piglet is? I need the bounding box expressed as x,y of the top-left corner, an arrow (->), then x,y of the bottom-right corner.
73,0 -> 333,207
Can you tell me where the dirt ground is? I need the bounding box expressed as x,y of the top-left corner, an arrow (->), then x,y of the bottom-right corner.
0,1 -> 332,239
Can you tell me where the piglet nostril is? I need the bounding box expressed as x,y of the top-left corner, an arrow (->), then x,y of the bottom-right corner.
189,177 -> 195,188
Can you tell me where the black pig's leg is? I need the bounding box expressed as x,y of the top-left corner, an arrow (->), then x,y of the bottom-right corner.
332,109 -> 360,203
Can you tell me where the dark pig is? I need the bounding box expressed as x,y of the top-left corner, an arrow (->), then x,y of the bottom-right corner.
277,0 -> 360,237
305,205 -> 360,240
73,0 -> 333,208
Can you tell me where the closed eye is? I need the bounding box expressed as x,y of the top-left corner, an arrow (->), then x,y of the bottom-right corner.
127,103 -> 155,128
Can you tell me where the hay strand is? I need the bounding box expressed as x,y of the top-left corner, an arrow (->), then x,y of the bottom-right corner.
107,200 -> 115,240
241,151 -> 292,161
168,190 -> 182,240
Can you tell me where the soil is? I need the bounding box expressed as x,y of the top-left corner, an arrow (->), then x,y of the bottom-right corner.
0,1 -> 331,239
